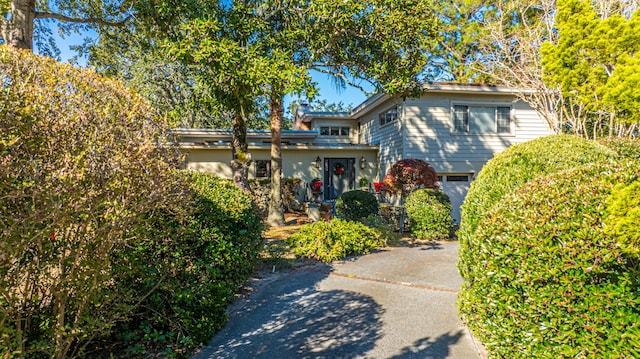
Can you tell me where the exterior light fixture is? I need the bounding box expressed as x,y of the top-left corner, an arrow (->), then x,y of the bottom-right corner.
314,156 -> 322,169
360,156 -> 366,169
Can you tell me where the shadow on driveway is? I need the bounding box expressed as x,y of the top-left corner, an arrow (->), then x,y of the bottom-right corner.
391,330 -> 466,358
193,268 -> 384,359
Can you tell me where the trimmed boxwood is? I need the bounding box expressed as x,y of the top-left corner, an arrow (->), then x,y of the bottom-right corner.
458,135 -> 616,279
405,189 -> 452,241
286,219 -> 385,262
335,189 -> 379,221
599,137 -> 640,160
458,162 -> 640,358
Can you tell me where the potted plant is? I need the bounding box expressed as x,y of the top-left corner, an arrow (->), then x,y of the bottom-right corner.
311,178 -> 323,194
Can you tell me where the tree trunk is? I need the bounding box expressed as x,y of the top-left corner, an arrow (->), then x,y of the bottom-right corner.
231,111 -> 250,191
267,90 -> 285,226
2,0 -> 36,50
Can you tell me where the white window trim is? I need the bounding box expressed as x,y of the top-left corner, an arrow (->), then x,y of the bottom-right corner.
378,105 -> 399,128
319,126 -> 351,137
450,101 -> 515,136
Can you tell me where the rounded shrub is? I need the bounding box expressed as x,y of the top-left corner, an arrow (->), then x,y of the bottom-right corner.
335,189 -> 379,221
599,137 -> 640,161
0,46 -> 183,357
458,163 -> 640,358
458,135 -> 616,279
286,219 -> 385,262
110,172 -> 264,354
605,180 -> 640,255
405,189 -> 453,241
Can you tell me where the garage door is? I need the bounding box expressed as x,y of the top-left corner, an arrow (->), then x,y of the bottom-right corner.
440,174 -> 472,224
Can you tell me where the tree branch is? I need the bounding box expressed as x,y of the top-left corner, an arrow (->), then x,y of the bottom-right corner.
34,11 -> 132,27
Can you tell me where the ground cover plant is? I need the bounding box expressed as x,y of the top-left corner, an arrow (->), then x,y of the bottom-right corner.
458,160 -> 640,357
286,219 -> 386,262
405,189 -> 452,241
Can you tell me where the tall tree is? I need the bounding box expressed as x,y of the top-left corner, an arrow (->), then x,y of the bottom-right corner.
0,0 -> 132,51
541,0 -> 640,138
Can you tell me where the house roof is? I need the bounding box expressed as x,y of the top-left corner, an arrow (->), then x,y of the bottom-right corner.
171,128 -> 318,142
299,111 -> 352,122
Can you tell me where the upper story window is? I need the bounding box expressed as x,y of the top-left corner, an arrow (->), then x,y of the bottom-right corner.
255,160 -> 270,178
453,105 -> 512,134
320,126 -> 350,136
379,106 -> 398,127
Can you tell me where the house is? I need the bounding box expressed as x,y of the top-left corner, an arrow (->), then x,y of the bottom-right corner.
174,83 -> 552,222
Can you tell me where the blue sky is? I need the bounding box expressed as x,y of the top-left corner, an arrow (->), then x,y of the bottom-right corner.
49,30 -> 371,111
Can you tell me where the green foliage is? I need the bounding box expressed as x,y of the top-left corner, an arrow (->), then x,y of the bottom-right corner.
458,135 -> 616,278
599,137 -> 640,160
286,219 -> 385,262
381,159 -> 439,197
0,46 -> 183,357
605,180 -> 640,255
458,163 -> 640,357
405,189 -> 453,241
335,190 -> 379,222
111,172 -> 264,354
541,0 -> 640,132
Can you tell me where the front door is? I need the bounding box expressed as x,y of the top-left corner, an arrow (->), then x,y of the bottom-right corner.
324,158 -> 355,200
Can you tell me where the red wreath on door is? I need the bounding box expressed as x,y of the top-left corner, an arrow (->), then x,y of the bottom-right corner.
333,163 -> 345,176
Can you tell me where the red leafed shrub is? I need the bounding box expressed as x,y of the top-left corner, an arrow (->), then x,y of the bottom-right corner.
381,159 -> 439,197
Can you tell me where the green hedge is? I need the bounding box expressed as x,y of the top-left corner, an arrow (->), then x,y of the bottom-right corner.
286,219 -> 385,262
111,172 -> 264,355
405,189 -> 452,241
458,135 -> 616,279
0,46 -> 184,358
335,190 -> 379,221
605,180 -> 640,255
458,163 -> 640,357
599,137 -> 640,160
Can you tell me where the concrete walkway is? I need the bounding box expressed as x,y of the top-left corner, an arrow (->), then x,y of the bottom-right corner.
192,241 -> 481,358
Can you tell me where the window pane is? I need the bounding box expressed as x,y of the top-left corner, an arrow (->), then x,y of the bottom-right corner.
497,107 -> 511,133
446,175 -> 469,182
453,105 -> 468,132
330,127 -> 340,136
341,127 -> 350,136
320,127 -> 330,135
469,106 -> 495,133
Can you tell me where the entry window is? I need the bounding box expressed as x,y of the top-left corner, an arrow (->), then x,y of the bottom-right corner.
255,160 -> 270,178
320,126 -> 350,137
453,105 -> 512,134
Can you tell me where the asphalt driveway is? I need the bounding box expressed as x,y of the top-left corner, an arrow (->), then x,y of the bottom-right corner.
192,241 -> 481,358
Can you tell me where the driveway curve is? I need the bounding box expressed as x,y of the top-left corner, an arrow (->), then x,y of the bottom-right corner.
192,241 -> 480,359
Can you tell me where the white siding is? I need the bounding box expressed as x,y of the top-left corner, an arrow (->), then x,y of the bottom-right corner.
358,101 -> 404,179
401,93 -> 551,174
313,119 -> 359,144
